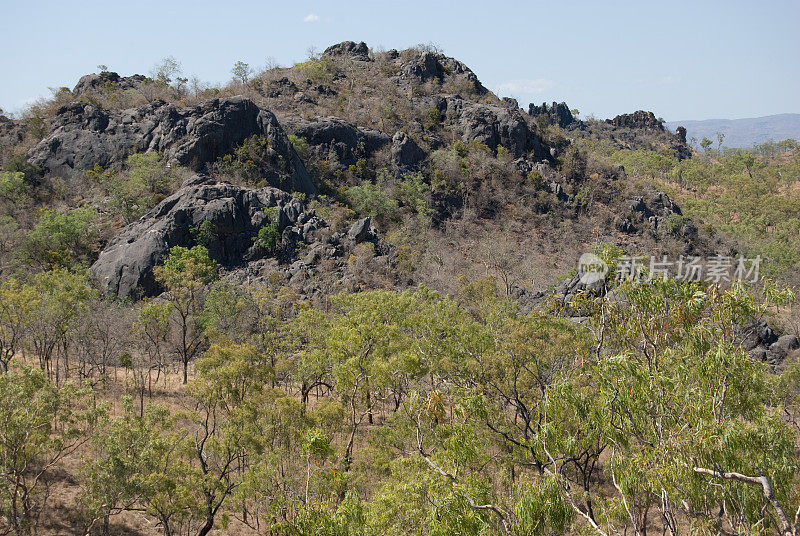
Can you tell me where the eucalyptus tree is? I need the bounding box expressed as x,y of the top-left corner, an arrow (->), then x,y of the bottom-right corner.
154,245 -> 218,384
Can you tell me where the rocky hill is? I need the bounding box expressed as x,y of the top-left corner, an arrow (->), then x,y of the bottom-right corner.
1,40 -> 702,304
4,40 -> 800,536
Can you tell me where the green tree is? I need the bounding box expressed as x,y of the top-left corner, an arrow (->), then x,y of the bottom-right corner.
0,278 -> 36,373
18,207 -> 97,269
231,61 -> 253,84
154,246 -> 218,384
26,269 -> 95,381
344,179 -> 398,226
0,368 -> 98,535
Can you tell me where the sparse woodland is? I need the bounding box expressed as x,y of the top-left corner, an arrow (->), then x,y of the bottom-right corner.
0,42 -> 799,536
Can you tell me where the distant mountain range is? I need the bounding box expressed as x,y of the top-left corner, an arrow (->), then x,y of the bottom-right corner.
665,113 -> 800,148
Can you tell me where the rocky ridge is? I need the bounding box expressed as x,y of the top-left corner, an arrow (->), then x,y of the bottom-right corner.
28,96 -> 317,194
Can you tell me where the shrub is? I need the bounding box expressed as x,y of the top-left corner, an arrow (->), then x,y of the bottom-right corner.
257,223 -> 280,252
395,172 -> 432,217
3,155 -> 42,184
88,153 -> 179,223
214,136 -> 291,187
19,207 -> 98,268
288,134 -> 310,159
190,220 -> 217,246
294,56 -> 339,84
0,172 -> 28,204
344,179 -> 398,225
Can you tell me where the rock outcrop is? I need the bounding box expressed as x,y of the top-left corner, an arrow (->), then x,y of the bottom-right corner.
399,51 -> 487,95
91,175 -> 322,299
743,320 -> 799,368
608,110 -> 664,130
282,116 -> 391,169
0,116 -> 27,158
675,126 -> 687,144
617,189 -> 690,237
322,41 -> 371,61
28,97 -> 317,194
420,96 -> 550,160
72,71 -> 147,95
390,132 -> 426,170
529,102 -> 577,129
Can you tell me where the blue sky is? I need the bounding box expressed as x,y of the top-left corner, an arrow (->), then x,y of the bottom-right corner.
1,0 -> 798,121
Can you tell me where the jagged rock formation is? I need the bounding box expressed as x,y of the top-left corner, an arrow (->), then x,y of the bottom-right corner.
617,189 -> 693,237
322,41 -> 371,61
675,126 -> 687,144
529,101 -> 578,129
398,51 -> 487,95
390,131 -> 426,170
7,40 -> 712,304
0,116 -> 27,158
91,175 -> 322,298
72,71 -> 147,95
419,96 -> 550,160
282,116 -> 391,169
608,110 -> 664,130
28,97 -> 317,194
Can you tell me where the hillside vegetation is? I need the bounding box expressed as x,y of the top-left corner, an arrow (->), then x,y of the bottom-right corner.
0,42 -> 799,536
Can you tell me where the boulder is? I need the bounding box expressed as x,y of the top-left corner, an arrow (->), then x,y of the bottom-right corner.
91,175 -> 321,299
72,71 -> 147,95
390,131 -> 426,170
629,190 -> 681,221
265,77 -> 298,98
322,41 -> 371,61
282,116 -> 391,168
419,96 -> 550,160
0,116 -> 27,156
28,97 -> 317,195
400,52 -> 487,95
770,334 -> 799,356
347,217 -> 378,242
742,319 -> 777,350
608,110 -> 664,130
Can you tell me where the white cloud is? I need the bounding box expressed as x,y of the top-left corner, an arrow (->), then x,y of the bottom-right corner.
493,78 -> 555,97
303,13 -> 320,23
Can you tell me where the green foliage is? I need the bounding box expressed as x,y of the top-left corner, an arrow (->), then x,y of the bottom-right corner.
231,60 -> 252,83
288,134 -> 310,159
256,223 -> 280,252
423,107 -> 442,130
214,135 -> 291,186
189,220 -> 217,247
294,56 -> 339,84
0,278 -> 37,372
3,155 -> 42,184
0,368 -> 98,535
88,153 -> 179,223
662,211 -> 689,236
0,172 -> 28,205
344,178 -> 398,225
154,245 -> 218,383
395,171 -> 433,218
156,245 -> 218,290
82,400 -> 180,530
18,207 -> 97,268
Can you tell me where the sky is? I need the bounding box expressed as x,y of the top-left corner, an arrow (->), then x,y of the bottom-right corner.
1,0 -> 798,121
